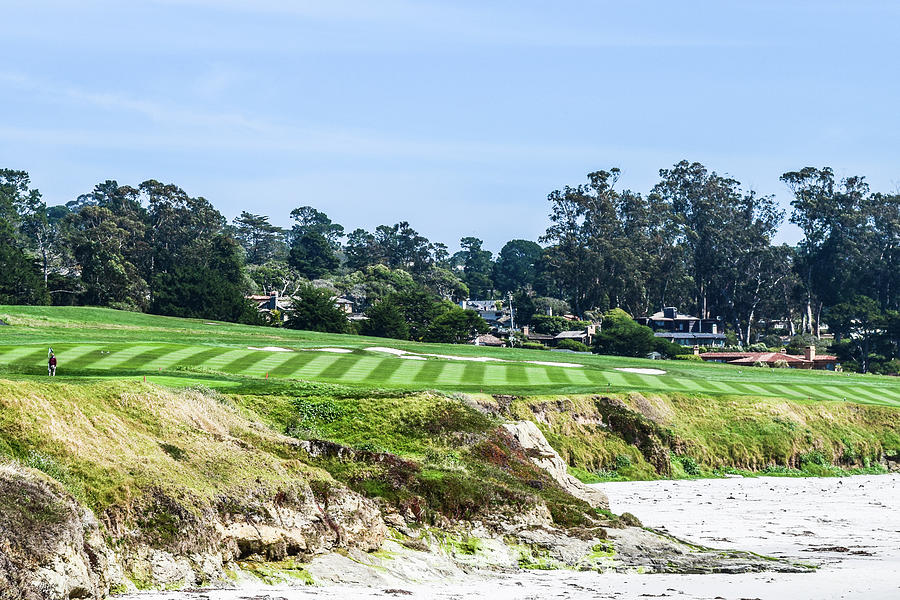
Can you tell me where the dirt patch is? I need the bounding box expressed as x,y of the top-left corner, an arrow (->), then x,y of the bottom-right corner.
625,393 -> 674,426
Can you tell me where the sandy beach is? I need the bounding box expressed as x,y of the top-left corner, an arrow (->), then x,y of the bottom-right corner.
122,474 -> 900,600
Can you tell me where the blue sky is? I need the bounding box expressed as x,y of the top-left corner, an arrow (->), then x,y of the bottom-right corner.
2,1 -> 899,251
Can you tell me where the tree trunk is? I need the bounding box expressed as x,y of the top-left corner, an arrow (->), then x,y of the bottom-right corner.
814,302 -> 823,339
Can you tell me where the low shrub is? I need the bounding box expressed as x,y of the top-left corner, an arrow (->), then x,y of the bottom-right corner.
555,339 -> 590,353
521,342 -> 547,351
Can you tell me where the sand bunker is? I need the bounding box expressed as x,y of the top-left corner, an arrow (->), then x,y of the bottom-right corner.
366,347 -> 583,368
306,347 -> 353,353
616,367 -> 666,375
248,346 -> 293,352
366,346 -> 407,356
526,360 -> 583,368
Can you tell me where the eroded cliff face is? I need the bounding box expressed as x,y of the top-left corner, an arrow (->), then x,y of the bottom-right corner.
0,463 -> 386,598
0,463 -> 111,600
501,420 -> 609,510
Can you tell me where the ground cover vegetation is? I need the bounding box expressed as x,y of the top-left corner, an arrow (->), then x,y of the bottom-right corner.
1,163 -> 899,373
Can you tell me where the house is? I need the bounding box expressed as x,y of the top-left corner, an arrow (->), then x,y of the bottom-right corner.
247,292 -> 292,322
554,326 -> 596,346
637,306 -> 726,348
521,325 -> 555,345
335,297 -> 354,315
700,346 -> 840,370
461,299 -> 511,329
473,333 -> 505,347
522,325 -> 596,347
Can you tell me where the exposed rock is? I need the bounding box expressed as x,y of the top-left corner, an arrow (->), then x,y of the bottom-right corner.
501,420 -> 609,510
0,463 -> 112,600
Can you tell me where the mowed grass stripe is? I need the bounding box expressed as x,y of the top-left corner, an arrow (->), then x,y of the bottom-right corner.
855,384 -> 900,402
386,359 -> 426,384
438,362 -> 468,385
113,345 -> 179,369
200,349 -> 254,371
503,364 -> 529,386
481,364 -> 511,385
462,361 -> 483,385
834,384 -> 897,405
754,383 -> 808,399
175,347 -> 234,369
412,360 -> 451,384
563,368 -> 595,386
808,383 -> 872,404
221,351 -> 274,374
0,345 -> 36,361
669,376 -> 708,392
243,352 -> 299,375
8,347 -> 57,368
269,352 -> 319,377
70,346 -> 133,369
91,345 -> 162,369
524,366 -> 552,386
545,366 -> 573,385
37,345 -> 98,366
292,355 -> 343,378
614,372 -> 648,389
318,357 -> 357,380
601,371 -> 630,387
332,356 -> 388,382
802,384 -> 847,402
143,345 -> 211,369
362,357 -> 404,383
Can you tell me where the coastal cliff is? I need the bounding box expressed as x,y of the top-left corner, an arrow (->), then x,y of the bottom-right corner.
4,380 -> 892,597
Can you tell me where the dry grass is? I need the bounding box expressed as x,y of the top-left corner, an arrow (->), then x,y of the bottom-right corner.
0,379 -> 319,510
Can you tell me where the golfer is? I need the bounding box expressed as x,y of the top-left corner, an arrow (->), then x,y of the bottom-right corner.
48,350 -> 57,376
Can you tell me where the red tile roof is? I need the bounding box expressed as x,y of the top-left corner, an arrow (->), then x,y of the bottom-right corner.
700,351 -> 838,366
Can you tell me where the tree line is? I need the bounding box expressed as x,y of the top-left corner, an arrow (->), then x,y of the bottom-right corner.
1,161 -> 898,372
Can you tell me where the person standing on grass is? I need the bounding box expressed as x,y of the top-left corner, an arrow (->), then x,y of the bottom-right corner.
48,350 -> 57,376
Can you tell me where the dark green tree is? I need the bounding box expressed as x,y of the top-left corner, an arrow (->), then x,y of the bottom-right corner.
492,239 -> 542,294
289,232 -> 340,279
360,299 -> 410,339
388,289 -> 452,341
456,236 -> 494,298
285,284 -> 349,333
150,236 -> 260,324
373,222 -> 433,275
68,205 -> 149,309
422,307 -> 488,343
593,308 -> 657,357
825,295 -> 884,373
344,228 -> 377,270
0,226 -> 48,305
289,206 -> 344,249
232,211 -> 285,264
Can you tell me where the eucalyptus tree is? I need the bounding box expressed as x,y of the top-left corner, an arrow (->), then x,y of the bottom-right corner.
781,167 -> 869,335
232,211 -> 285,264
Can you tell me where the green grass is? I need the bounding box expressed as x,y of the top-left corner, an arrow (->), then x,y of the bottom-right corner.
2,305 -> 900,404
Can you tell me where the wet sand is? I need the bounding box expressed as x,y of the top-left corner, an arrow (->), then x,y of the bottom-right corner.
123,474 -> 900,600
